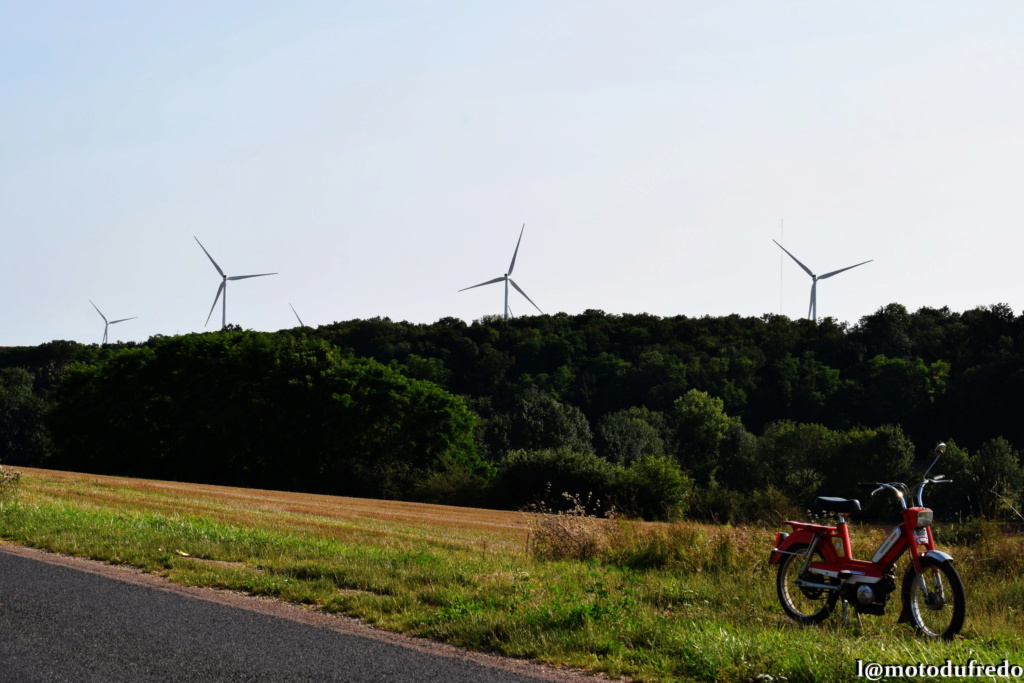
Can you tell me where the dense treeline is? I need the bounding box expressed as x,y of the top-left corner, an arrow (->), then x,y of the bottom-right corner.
0,302 -> 1022,522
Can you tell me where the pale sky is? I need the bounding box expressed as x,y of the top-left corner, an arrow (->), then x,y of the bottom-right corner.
3,2 -> 1023,346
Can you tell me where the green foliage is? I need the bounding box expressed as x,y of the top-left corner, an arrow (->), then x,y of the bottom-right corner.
619,455 -> 692,521
669,389 -> 742,484
7,301 -> 1024,519
0,368 -> 51,466
595,406 -> 666,465
930,437 -> 1024,520
974,437 -> 1023,519
47,332 -> 485,499
492,448 -> 622,511
507,386 -> 594,455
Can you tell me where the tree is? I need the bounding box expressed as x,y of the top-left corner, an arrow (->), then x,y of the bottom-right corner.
973,437 -> 1023,519
507,386 -> 594,454
0,368 -> 51,466
669,389 -> 740,484
595,407 -> 665,465
47,332 -> 485,499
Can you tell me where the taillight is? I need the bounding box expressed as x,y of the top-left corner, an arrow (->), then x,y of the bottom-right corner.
774,532 -> 789,547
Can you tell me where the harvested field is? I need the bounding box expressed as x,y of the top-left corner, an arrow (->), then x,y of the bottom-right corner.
16,467 -> 530,552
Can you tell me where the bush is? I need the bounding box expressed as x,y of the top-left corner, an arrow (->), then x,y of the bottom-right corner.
526,491 -> 613,562
619,455 -> 692,521
687,483 -> 744,524
491,448 -> 624,511
410,468 -> 491,507
746,486 -> 799,527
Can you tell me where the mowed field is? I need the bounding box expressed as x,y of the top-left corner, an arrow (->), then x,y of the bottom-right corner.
2,467 -> 1024,682
14,466 -> 530,550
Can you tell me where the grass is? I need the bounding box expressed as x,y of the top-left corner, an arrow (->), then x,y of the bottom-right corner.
1,466 -> 1023,682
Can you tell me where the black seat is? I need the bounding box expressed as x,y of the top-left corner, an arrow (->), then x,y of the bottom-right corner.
812,496 -> 861,513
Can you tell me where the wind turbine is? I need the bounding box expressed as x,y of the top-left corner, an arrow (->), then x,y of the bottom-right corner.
459,224 -> 542,319
89,300 -> 137,345
772,239 -> 872,320
194,237 -> 277,330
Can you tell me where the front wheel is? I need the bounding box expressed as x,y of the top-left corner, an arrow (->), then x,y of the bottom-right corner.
903,557 -> 965,640
777,543 -> 836,625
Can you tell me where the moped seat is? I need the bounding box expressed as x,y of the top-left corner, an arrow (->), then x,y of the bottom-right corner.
812,496 -> 861,513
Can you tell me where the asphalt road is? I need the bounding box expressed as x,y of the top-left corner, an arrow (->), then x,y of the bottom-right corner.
0,545 -> 596,683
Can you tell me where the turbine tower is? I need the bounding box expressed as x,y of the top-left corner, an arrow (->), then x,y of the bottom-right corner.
289,303 -> 305,327
89,300 -> 137,345
459,224 -> 542,319
772,239 -> 872,321
195,237 -> 277,330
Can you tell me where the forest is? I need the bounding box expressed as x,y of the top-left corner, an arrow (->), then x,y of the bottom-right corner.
1,302 -> 1022,523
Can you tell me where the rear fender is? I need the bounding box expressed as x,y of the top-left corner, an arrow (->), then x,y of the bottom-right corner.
769,528 -> 820,565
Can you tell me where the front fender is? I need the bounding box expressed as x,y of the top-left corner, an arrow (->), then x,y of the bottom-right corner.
924,550 -> 954,563
896,552 -> 956,623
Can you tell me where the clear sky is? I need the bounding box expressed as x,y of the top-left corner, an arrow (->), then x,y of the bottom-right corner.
3,2 -> 1022,346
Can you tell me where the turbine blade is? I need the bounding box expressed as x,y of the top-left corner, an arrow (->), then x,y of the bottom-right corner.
102,323 -> 108,345
817,259 -> 873,280
205,282 -> 225,326
507,223 -> 525,276
227,273 -> 277,281
89,300 -> 108,323
194,237 -> 225,277
290,303 -> 305,327
108,317 -> 138,325
772,239 -> 815,279
808,280 -> 816,320
508,278 -> 542,314
458,276 -> 505,292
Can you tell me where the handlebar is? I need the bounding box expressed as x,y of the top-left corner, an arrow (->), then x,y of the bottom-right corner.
854,476 -> 952,508
850,443 -> 952,509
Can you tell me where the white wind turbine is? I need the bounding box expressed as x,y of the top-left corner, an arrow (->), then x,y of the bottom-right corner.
195,237 -> 277,330
89,300 -> 137,345
459,224 -> 542,319
773,239 -> 872,320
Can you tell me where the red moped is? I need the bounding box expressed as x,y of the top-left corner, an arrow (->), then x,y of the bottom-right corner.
769,443 -> 965,639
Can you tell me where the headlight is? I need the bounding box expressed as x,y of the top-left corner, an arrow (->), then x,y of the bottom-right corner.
912,508 -> 933,527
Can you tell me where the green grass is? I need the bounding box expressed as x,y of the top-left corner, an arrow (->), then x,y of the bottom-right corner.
1,469 -> 1022,682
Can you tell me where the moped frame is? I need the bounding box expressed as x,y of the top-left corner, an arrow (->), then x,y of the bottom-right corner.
771,446 -> 956,625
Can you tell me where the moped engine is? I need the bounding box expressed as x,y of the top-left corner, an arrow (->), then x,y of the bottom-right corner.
842,574 -> 896,615
856,585 -> 876,605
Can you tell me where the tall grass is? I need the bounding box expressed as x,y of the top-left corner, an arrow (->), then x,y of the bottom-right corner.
1,470 -> 1022,682
0,466 -> 21,506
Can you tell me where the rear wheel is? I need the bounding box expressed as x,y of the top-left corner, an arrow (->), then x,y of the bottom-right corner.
776,543 -> 836,624
905,558 -> 965,640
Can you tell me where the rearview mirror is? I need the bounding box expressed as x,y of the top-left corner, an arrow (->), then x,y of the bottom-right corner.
921,442 -> 947,480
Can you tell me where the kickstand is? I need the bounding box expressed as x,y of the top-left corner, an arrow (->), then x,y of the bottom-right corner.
842,601 -> 849,624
